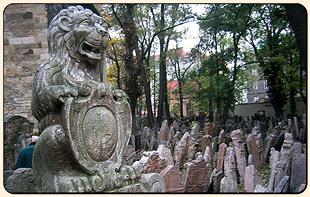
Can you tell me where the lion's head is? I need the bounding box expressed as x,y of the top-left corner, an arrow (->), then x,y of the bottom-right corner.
48,5 -> 109,62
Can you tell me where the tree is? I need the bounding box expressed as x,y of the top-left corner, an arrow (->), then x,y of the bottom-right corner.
247,4 -> 305,118
167,47 -> 194,117
196,4 -> 254,123
154,4 -> 193,125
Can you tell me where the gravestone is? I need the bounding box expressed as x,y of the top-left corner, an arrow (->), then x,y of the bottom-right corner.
216,143 -> 227,172
4,115 -> 34,171
132,151 -> 168,174
268,133 -> 294,192
203,146 -> 212,164
31,6 -> 165,193
5,168 -> 38,193
274,176 -> 290,193
174,132 -> 195,171
172,120 -> 179,132
159,120 -> 170,145
263,125 -> 281,163
157,145 -> 174,166
220,177 -> 238,193
231,129 -> 247,183
141,127 -> 151,150
254,185 -> 269,193
244,165 -> 262,192
200,135 -> 212,156
223,147 -> 238,183
218,129 -> 225,145
289,153 -> 306,192
204,122 -> 213,136
246,134 -> 261,169
190,122 -> 200,139
159,165 -> 185,193
182,156 -> 209,192
124,144 -> 136,165
212,170 -> 224,193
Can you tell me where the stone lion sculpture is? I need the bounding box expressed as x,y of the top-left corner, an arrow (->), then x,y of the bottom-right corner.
31,6 -> 165,193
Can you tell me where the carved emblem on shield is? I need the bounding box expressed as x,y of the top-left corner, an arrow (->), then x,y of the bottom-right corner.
62,88 -> 131,173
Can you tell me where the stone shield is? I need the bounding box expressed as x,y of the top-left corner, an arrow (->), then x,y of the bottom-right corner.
62,90 -> 132,174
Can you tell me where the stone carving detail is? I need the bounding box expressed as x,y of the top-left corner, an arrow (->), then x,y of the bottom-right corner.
31,6 -> 164,193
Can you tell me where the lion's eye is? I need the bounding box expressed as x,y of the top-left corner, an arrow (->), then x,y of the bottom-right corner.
81,20 -> 91,26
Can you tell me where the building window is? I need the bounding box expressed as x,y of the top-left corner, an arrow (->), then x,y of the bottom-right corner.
264,80 -> 268,89
252,69 -> 257,76
253,82 -> 258,90
254,96 -> 259,102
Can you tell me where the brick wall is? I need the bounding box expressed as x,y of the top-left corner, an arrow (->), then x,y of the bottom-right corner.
4,4 -> 48,127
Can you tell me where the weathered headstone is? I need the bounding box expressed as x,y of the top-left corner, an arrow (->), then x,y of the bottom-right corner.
190,122 -> 200,139
274,176 -> 290,193
4,115 -> 34,171
218,129 -> 225,145
289,153 -> 306,192
254,185 -> 269,193
31,6 -> 165,193
231,129 -> 247,183
220,177 -> 238,193
174,132 -> 195,171
204,122 -> 213,136
5,168 -> 38,193
216,143 -> 227,172
293,116 -> 299,139
263,125 -> 281,163
159,120 -> 170,145
212,170 -> 224,193
172,120 -> 179,132
223,147 -> 238,183
132,151 -> 168,174
157,145 -> 174,166
142,127 -> 152,150
203,146 -> 212,165
246,134 -> 261,169
124,144 -> 136,165
182,156 -> 209,192
159,165 -> 185,193
244,165 -> 262,192
268,133 -> 294,192
200,135 -> 212,156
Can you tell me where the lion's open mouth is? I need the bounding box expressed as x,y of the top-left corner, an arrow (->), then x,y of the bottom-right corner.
79,41 -> 102,60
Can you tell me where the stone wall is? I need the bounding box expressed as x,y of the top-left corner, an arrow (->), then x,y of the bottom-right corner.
4,4 -> 48,126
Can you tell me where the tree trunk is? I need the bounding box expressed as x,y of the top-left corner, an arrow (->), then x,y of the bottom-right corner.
178,82 -> 184,117
157,4 -> 167,125
141,65 -> 154,128
122,4 -> 139,135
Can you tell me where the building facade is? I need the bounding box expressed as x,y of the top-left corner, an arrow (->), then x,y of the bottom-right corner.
4,4 -> 49,125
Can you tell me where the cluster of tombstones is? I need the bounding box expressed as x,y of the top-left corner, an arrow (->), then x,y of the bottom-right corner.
3,113 -> 306,193
124,114 -> 306,193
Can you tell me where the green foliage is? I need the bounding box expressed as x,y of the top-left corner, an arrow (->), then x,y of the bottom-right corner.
98,4 -> 305,120
259,162 -> 271,188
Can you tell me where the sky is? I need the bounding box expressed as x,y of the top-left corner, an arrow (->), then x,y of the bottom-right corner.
171,4 -> 206,53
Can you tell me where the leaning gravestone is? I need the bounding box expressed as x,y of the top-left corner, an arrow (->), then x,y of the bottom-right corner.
31,6 -> 165,193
